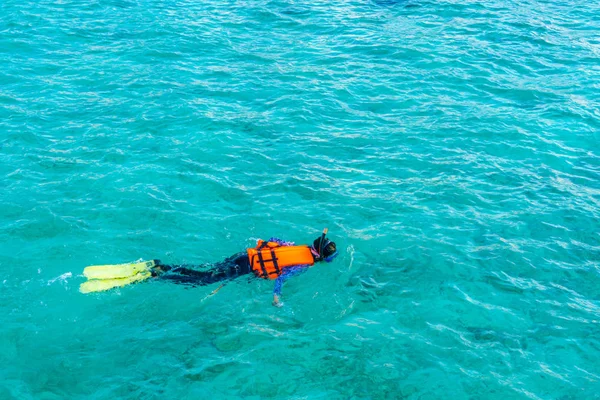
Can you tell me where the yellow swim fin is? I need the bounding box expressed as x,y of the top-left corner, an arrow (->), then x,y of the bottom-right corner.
80,270 -> 153,294
83,260 -> 157,280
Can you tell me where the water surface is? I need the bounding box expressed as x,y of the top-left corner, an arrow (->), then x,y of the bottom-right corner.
1,0 -> 600,398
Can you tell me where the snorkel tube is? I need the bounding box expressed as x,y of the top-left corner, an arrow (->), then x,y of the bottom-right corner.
319,227 -> 328,260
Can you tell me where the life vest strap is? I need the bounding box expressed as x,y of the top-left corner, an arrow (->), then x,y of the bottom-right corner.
255,249 -> 281,278
256,251 -> 269,278
270,249 -> 280,276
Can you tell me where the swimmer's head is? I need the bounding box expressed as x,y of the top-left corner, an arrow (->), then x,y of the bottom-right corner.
312,236 -> 338,262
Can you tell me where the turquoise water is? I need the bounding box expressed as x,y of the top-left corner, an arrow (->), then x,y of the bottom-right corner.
1,0 -> 600,398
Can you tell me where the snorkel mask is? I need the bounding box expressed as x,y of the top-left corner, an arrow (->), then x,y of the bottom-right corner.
323,244 -> 339,263
317,228 -> 338,263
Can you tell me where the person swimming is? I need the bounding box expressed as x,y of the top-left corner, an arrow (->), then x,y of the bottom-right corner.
80,229 -> 338,307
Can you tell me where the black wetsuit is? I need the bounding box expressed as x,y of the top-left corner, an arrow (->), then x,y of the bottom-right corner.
157,253 -> 251,285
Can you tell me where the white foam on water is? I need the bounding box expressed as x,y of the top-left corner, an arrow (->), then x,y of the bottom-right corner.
346,244 -> 355,272
47,272 -> 72,286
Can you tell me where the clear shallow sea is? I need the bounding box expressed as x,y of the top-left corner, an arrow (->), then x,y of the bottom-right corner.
1,0 -> 600,398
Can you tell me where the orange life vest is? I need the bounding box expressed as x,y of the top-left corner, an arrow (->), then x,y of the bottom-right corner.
247,240 -> 315,279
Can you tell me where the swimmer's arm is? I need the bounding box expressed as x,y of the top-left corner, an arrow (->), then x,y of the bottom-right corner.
272,265 -> 309,307
272,294 -> 282,307
268,237 -> 295,246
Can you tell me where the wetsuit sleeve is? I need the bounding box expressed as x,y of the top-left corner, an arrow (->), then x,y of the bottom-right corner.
273,265 -> 309,296
268,237 -> 295,246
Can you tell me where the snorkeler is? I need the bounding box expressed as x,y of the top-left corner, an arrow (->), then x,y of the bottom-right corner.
80,229 -> 338,306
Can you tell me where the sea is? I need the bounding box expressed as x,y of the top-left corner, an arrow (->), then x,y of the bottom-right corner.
1,0 -> 599,398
